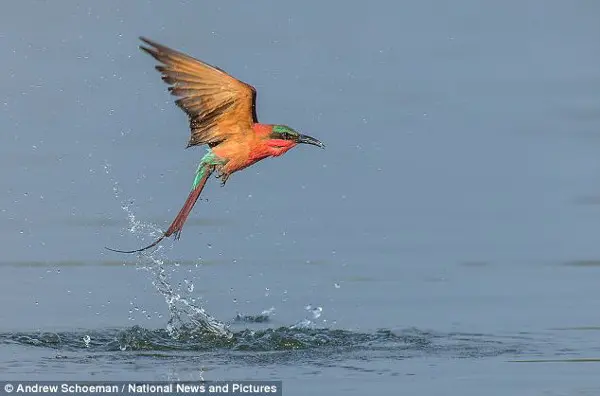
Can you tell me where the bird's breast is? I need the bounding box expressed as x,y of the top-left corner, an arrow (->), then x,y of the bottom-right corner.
212,143 -> 271,175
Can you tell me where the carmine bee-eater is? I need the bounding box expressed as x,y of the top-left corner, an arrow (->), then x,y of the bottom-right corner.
106,37 -> 325,254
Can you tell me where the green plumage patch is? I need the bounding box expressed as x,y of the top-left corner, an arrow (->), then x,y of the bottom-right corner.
191,150 -> 225,190
271,125 -> 299,140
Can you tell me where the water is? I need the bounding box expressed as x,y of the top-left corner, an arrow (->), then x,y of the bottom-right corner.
2,1 -> 600,394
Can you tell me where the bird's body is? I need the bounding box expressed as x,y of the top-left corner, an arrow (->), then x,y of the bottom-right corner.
107,37 -> 324,254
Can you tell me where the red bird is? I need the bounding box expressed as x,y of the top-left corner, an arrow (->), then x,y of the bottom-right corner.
107,37 -> 324,254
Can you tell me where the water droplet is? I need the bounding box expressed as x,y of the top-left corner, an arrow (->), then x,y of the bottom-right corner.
334,283 -> 341,289
312,306 -> 323,319
261,307 -> 275,316
207,243 -> 212,249
185,280 -> 194,293
291,318 -> 312,329
166,323 -> 176,337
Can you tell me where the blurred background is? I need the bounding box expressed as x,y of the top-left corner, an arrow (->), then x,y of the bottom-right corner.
1,1 -> 600,394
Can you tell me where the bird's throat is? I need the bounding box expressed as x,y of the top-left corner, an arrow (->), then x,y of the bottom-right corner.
266,140 -> 296,157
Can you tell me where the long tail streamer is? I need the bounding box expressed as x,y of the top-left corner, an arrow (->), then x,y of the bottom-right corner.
106,165 -> 214,254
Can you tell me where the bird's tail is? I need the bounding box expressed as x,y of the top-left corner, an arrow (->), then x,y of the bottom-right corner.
165,163 -> 214,240
106,164 -> 214,254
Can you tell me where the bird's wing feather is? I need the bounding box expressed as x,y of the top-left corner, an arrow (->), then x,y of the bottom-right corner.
139,37 -> 258,147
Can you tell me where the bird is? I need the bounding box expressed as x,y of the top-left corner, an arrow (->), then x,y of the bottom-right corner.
106,37 -> 325,254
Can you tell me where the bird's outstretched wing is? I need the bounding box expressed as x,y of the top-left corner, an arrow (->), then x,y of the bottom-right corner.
139,37 -> 258,148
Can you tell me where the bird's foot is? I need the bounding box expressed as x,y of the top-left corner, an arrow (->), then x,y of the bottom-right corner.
216,172 -> 230,187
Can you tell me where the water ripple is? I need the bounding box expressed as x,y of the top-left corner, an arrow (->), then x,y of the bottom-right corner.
0,325 -> 524,360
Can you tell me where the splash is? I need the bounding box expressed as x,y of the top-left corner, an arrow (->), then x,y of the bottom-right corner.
234,307 -> 276,323
104,160 -> 232,339
289,304 -> 325,329
144,254 -> 232,339
1,326 -> 525,359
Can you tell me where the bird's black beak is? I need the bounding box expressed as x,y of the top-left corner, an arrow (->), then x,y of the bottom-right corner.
298,134 -> 325,149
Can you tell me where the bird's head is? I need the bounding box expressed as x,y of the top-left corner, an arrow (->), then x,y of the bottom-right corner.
264,125 -> 325,156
